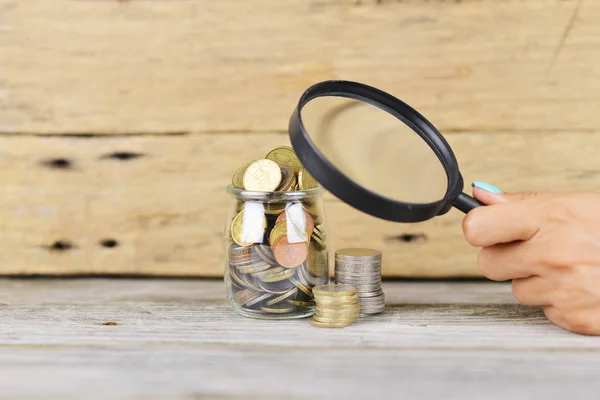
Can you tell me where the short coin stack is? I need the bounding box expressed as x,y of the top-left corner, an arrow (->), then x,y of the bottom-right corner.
334,248 -> 385,315
310,284 -> 360,328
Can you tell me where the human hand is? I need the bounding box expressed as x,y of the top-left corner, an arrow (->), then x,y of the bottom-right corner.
462,181 -> 600,335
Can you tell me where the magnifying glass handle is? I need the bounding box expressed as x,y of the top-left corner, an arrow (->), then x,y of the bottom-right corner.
454,192 -> 484,214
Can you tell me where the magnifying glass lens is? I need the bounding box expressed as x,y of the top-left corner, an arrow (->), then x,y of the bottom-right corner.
301,96 -> 448,205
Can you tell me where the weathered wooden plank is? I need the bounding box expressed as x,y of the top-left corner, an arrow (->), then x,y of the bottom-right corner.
0,280 -> 597,351
0,279 -> 516,305
1,131 -> 600,277
0,279 -> 599,400
1,347 -> 600,400
1,0 -> 598,133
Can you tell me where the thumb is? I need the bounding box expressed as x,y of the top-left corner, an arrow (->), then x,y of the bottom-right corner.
471,181 -> 538,205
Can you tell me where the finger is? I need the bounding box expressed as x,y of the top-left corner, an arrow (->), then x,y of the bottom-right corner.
472,187 -> 542,206
544,304 -> 600,336
511,276 -> 554,305
462,197 -> 543,247
478,243 -> 542,281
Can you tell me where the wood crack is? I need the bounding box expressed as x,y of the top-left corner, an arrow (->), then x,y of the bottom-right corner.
545,0 -> 583,75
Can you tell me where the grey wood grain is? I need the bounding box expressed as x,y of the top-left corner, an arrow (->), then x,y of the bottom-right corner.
0,279 -> 598,400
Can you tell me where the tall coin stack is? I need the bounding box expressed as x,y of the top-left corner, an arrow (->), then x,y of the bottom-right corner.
334,248 -> 385,315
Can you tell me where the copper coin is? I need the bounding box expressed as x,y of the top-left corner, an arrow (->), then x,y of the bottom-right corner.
272,236 -> 308,268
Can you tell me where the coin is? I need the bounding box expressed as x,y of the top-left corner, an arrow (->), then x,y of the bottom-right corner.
313,284 -> 357,297
275,207 -> 314,237
265,146 -> 302,174
259,279 -> 296,294
265,288 -> 298,306
260,268 -> 296,282
289,276 -> 312,297
236,263 -> 272,274
272,236 -> 309,268
287,300 -> 316,307
261,306 -> 295,314
312,313 -> 359,323
309,319 -> 354,328
230,210 -> 267,247
269,220 -> 309,246
251,266 -> 284,279
229,267 -> 250,288
298,168 -> 318,190
316,302 -> 360,311
232,160 -> 255,189
243,159 -> 282,192
335,248 -> 382,259
230,244 -> 252,258
253,244 -> 278,265
246,292 -> 274,307
276,162 -> 297,192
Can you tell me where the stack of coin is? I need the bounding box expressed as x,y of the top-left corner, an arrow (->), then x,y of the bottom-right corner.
310,284 -> 360,328
334,248 -> 385,315
227,146 -> 329,319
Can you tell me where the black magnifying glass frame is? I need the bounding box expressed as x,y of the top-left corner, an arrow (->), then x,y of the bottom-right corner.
288,80 -> 483,223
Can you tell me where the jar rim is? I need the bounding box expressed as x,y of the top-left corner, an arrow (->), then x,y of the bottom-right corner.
226,185 -> 325,200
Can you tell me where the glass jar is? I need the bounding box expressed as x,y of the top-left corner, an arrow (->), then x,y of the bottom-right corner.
224,185 -> 330,320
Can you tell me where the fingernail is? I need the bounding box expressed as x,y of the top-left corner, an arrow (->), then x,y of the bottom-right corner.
472,181 -> 502,194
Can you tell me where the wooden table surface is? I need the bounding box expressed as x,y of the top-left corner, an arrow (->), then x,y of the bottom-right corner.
1,279 -> 599,400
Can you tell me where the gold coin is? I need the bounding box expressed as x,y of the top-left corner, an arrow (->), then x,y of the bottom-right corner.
232,160 -> 255,189
243,159 -> 282,192
289,277 -> 312,297
314,296 -> 358,304
265,146 -> 303,174
269,221 -> 287,245
236,263 -> 272,274
298,168 -> 318,190
312,314 -> 358,324
275,162 -> 297,192
317,306 -> 360,314
260,268 -> 296,282
287,300 -> 316,307
261,306 -> 295,314
230,210 -> 267,247
313,284 -> 357,297
309,319 -> 354,328
265,288 -> 298,306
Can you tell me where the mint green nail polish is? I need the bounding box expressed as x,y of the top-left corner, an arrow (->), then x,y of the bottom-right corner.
472,181 -> 502,194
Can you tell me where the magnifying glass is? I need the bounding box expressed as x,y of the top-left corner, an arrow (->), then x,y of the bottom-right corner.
288,80 -> 484,223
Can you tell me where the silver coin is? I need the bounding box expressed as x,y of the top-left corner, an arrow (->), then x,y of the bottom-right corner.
335,275 -> 381,283
338,283 -> 381,292
335,253 -> 381,261
357,290 -> 384,298
334,263 -> 381,269
359,295 -> 385,304
334,271 -> 381,278
360,307 -> 385,315
334,267 -> 381,273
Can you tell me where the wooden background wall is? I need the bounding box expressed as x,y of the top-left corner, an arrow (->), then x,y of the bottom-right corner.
1,0 -> 599,277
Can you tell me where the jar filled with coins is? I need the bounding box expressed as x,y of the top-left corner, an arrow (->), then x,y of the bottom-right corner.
224,146 -> 330,320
